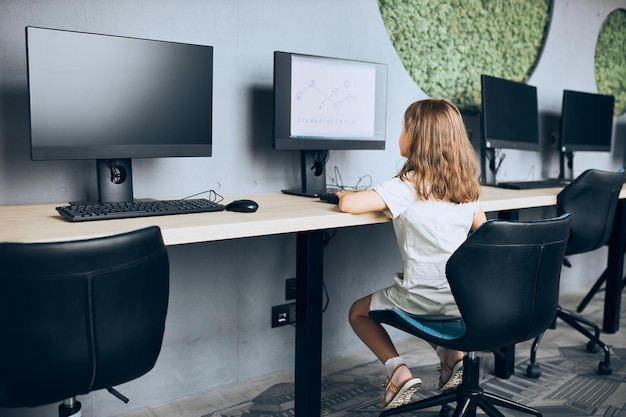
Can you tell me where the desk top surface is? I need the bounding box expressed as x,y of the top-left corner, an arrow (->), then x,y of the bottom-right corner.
0,192 -> 388,245
0,186 -> 614,245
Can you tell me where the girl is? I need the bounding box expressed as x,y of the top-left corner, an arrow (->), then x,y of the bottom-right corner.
337,98 -> 486,409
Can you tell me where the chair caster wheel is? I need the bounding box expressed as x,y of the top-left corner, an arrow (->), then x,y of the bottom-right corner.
586,341 -> 600,353
598,362 -> 612,375
439,404 -> 454,417
526,363 -> 541,378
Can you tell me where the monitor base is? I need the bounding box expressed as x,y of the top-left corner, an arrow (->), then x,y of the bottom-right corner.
281,186 -> 342,198
281,188 -> 326,198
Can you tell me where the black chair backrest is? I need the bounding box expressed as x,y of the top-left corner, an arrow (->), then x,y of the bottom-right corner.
0,226 -> 170,408
445,215 -> 571,351
557,168 -> 624,256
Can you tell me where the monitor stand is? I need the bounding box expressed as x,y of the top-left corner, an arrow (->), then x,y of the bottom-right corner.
282,150 -> 330,197
96,158 -> 134,203
558,151 -> 574,180
480,146 -> 497,185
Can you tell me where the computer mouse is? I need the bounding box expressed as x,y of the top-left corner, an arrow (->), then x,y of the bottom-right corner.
225,199 -> 259,213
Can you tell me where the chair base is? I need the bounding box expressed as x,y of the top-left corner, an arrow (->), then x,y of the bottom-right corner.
527,306 -> 612,378
380,354 -> 542,417
58,398 -> 81,417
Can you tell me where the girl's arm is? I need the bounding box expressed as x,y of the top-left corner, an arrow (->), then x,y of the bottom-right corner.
471,207 -> 487,230
336,190 -> 387,214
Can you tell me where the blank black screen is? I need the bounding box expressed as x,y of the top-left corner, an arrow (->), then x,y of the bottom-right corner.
481,74 -> 539,151
26,27 -> 213,160
560,90 -> 614,152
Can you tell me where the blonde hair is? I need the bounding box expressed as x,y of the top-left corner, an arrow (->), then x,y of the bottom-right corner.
398,98 -> 480,204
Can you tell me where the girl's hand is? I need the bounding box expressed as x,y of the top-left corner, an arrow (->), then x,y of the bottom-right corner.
336,189 -> 386,214
335,190 -> 352,199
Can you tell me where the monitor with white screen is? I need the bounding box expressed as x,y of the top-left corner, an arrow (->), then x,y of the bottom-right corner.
273,51 -> 387,196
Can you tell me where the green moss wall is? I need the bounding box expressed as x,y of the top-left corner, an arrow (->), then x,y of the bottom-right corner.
379,1 -> 626,117
595,8 -> 626,116
378,0 -> 551,114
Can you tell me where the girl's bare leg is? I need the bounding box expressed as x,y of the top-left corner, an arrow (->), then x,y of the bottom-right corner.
348,295 -> 399,363
349,295 -> 422,407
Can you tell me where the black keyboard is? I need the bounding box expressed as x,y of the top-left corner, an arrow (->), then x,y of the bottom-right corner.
496,178 -> 570,190
56,198 -> 225,222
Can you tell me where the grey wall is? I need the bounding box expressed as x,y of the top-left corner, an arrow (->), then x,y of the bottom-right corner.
1,1 -> 625,416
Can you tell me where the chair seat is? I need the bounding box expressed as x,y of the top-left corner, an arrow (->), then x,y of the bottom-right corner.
375,308 -> 466,340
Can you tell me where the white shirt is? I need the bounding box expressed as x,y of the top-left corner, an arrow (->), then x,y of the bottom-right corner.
370,176 -> 481,319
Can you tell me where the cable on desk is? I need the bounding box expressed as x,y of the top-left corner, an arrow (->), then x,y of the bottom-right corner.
354,174 -> 373,191
327,166 -> 373,192
331,165 -> 344,190
181,189 -> 224,203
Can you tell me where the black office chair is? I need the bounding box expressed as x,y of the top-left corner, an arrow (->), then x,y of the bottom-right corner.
370,214 -> 571,417
576,177 -> 626,315
0,225 -> 170,417
526,168 -> 624,379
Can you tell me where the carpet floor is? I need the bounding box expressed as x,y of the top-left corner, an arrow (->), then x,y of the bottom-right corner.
125,291 -> 626,417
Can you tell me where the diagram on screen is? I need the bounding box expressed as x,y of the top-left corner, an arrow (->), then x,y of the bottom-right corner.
290,57 -> 376,138
296,80 -> 354,112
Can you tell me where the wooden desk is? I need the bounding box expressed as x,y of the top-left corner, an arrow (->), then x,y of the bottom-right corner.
0,187 -> 572,244
0,193 -> 388,417
0,193 -> 388,244
1,186 -> 623,416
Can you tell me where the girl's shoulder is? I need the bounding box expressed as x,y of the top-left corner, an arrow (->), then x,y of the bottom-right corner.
375,176 -> 416,197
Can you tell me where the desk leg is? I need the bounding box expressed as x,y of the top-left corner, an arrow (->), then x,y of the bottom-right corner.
604,200 -> 625,333
295,231 -> 324,417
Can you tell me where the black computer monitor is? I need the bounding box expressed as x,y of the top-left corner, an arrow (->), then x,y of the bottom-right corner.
560,90 -> 614,152
273,51 -> 387,196
480,74 -> 539,151
479,74 -> 539,184
557,89 -> 615,179
26,26 -> 214,203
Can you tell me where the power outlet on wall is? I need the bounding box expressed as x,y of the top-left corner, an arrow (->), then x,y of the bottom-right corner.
271,302 -> 296,328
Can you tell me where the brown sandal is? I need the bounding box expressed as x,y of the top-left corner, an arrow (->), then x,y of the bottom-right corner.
382,365 -> 423,409
438,359 -> 463,391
